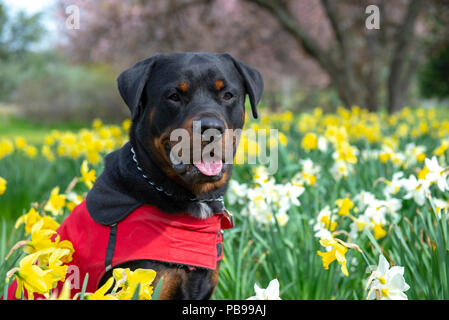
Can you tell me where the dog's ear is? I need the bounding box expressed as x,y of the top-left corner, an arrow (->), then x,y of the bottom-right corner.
223,53 -> 264,119
117,54 -> 160,121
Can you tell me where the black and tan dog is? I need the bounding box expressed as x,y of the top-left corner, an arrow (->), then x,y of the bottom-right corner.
82,52 -> 264,299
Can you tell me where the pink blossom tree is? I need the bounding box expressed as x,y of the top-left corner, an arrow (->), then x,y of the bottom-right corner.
55,0 -> 449,112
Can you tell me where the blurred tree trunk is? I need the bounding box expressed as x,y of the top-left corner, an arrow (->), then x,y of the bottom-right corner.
387,0 -> 422,113
247,0 -> 422,113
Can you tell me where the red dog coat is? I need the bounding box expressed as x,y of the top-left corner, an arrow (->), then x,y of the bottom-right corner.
7,200 -> 233,299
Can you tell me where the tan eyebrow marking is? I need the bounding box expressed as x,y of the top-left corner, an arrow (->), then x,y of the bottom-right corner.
178,82 -> 189,92
214,80 -> 224,90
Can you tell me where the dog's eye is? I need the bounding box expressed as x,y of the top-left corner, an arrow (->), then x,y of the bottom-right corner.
168,93 -> 180,102
223,92 -> 234,101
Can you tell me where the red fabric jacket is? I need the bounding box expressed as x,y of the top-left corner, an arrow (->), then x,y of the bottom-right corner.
7,200 -> 233,299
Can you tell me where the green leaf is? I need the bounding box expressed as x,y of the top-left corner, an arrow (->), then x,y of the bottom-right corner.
131,283 -> 141,300
79,273 -> 89,300
3,277 -> 9,301
152,276 -> 164,300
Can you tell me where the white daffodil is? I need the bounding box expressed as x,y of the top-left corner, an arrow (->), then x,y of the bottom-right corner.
317,136 -> 328,152
227,180 -> 248,205
380,197 -> 402,223
363,200 -> 388,226
281,182 -> 304,207
247,279 -> 281,300
275,212 -> 289,227
300,159 -> 321,176
292,159 -> 321,186
330,160 -> 353,180
425,156 -> 449,192
382,172 -> 405,197
430,197 -> 449,218
366,255 -> 410,300
239,168 -> 305,226
253,166 -> 270,185
245,188 -> 270,221
354,191 -> 376,211
349,214 -> 371,239
315,228 -> 333,240
361,149 -> 381,161
313,206 -> 338,237
403,174 -> 430,206
403,143 -> 426,168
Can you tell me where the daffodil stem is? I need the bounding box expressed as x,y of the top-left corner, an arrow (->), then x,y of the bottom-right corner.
358,249 -> 372,270
5,267 -> 18,279
64,177 -> 79,194
4,240 -> 29,261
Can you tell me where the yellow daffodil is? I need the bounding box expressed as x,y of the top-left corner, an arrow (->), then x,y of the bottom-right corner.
92,118 -> 103,129
46,248 -> 70,283
14,252 -> 53,300
86,277 -> 117,300
0,139 -> 14,159
112,268 -> 157,300
48,279 -> 72,300
317,237 -> 349,277
433,141 -> 449,157
334,142 -> 358,164
0,176 -> 6,195
335,198 -> 354,216
15,208 -> 60,234
66,192 -> 83,211
122,119 -> 132,131
44,187 -> 66,216
109,125 -> 122,138
373,222 -> 387,239
15,137 -> 27,149
418,165 -> 430,180
302,173 -> 316,186
379,152 -> 391,163
61,133 -> 77,146
320,215 -> 338,232
21,218 -> 73,266
87,151 -> 101,164
98,128 -> 111,140
416,152 -> 426,163
301,133 -> 318,151
44,135 -> 55,146
55,238 -> 75,264
24,145 -> 38,158
278,132 -> 288,146
24,219 -> 57,255
41,145 -> 55,161
80,160 -> 96,189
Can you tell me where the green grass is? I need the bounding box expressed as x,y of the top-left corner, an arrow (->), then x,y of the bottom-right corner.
0,115 -> 88,144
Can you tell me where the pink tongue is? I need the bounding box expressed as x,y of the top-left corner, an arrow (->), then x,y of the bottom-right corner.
195,160 -> 223,176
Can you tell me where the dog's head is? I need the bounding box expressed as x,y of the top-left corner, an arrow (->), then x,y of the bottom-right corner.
117,52 -> 263,195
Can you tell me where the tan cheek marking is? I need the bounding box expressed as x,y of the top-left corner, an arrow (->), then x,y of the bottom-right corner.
157,270 -> 183,300
215,80 -> 224,90
179,82 -> 188,92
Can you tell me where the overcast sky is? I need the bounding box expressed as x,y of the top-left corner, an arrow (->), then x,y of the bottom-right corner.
4,0 -> 56,15
4,0 -> 58,48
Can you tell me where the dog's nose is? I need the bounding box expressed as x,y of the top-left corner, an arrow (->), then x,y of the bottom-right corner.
200,117 -> 225,136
